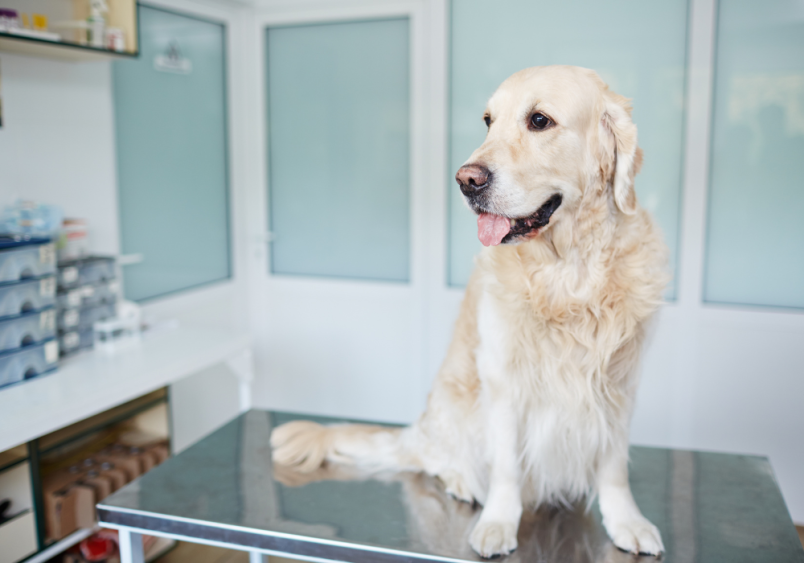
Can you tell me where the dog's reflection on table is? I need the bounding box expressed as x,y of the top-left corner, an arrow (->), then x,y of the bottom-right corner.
273,463 -> 659,563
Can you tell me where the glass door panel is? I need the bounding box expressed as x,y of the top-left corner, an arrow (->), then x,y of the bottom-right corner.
266,18 -> 410,282
704,0 -> 804,309
113,5 -> 230,301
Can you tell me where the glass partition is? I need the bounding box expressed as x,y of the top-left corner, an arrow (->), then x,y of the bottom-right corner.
704,0 -> 804,309
266,19 -> 410,282
113,6 -> 230,301
448,0 -> 689,296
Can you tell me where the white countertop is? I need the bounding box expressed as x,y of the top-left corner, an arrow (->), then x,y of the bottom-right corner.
0,326 -> 251,452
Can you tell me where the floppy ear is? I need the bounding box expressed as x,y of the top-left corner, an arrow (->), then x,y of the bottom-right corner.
599,93 -> 641,215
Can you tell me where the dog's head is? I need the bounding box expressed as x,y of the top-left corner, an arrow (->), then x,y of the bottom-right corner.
456,66 -> 642,249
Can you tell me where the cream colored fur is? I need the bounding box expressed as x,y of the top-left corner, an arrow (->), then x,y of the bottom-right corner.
271,66 -> 668,558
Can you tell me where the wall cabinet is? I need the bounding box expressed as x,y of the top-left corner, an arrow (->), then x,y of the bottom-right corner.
0,0 -> 137,61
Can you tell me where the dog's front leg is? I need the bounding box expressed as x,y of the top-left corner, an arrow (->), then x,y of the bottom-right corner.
469,394 -> 521,558
597,447 -> 664,555
470,293 -> 521,558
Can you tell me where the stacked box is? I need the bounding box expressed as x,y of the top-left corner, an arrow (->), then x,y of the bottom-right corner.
0,236 -> 58,388
56,256 -> 118,357
0,236 -> 57,282
42,440 -> 170,541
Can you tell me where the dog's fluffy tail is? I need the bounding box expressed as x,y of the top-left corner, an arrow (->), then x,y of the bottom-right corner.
270,420 -> 419,473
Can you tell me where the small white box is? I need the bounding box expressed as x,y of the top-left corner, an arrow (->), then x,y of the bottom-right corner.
0,510 -> 37,563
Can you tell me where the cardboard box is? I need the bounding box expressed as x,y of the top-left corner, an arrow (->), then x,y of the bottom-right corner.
94,449 -> 142,480
97,463 -> 126,491
82,471 -> 113,502
147,444 -> 169,465
43,484 -> 93,540
132,447 -> 157,472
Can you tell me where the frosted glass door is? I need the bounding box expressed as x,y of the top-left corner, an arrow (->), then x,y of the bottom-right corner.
704,0 -> 804,309
266,18 -> 410,282
448,0 -> 688,295
113,6 -> 230,301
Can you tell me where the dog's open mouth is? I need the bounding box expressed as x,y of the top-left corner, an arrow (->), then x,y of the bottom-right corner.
477,194 -> 563,246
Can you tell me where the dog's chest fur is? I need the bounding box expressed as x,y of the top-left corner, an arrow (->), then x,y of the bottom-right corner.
476,288 -> 620,506
473,238 -> 654,506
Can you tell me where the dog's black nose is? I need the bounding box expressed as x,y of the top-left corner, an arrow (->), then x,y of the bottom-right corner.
456,164 -> 490,197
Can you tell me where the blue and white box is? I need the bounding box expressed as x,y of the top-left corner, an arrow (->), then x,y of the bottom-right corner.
0,309 -> 56,354
0,339 -> 59,388
0,276 -> 57,319
0,237 -> 56,284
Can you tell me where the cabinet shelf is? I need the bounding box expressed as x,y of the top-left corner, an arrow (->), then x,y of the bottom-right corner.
0,31 -> 137,61
0,326 -> 250,454
0,0 -> 138,61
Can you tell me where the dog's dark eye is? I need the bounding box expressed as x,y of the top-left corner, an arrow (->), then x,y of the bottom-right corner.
484,115 -> 491,127
529,112 -> 553,131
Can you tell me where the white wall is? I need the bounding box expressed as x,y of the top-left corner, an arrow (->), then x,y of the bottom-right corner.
0,54 -> 120,256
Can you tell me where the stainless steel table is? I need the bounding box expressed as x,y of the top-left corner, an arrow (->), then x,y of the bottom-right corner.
98,410 -> 804,563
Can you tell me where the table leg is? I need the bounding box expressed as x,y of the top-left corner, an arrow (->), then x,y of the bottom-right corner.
249,551 -> 267,563
118,529 -> 144,563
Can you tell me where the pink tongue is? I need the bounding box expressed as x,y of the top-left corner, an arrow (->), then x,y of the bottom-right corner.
477,213 -> 511,247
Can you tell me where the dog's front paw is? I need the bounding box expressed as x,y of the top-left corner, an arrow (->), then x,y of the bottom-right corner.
605,515 -> 664,556
470,520 -> 518,558
439,471 -> 475,504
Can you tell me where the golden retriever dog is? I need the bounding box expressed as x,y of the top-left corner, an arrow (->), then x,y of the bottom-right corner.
271,65 -> 668,558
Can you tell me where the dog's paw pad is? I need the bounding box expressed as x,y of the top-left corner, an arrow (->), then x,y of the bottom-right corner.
608,517 -> 664,556
470,520 -> 518,559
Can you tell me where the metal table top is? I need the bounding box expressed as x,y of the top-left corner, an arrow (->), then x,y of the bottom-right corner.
98,410 -> 804,563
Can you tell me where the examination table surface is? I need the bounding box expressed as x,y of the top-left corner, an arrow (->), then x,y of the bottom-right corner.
98,409 -> 804,563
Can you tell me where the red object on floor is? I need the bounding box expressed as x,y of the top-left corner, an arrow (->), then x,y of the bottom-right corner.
79,534 -> 116,561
